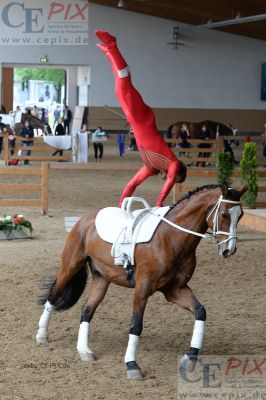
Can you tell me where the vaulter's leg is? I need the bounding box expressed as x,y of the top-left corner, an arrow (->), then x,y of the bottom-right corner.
95,30 -> 153,124
118,166 -> 156,207
124,281 -> 151,380
77,266 -> 109,362
161,283 -> 206,373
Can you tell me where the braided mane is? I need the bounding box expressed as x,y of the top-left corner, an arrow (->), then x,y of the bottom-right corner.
170,184 -> 221,210
170,184 -> 240,210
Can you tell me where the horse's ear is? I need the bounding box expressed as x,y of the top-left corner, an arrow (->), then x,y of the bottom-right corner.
239,183 -> 248,197
221,183 -> 229,197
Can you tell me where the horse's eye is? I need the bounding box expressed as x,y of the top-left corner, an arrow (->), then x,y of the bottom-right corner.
221,211 -> 230,219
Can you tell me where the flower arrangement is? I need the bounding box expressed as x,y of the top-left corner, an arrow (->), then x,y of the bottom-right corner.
0,214 -> 33,236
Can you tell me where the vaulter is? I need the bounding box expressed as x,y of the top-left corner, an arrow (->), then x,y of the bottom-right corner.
95,30 -> 187,207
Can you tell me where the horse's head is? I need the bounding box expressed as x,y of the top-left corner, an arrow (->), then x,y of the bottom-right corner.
206,184 -> 248,257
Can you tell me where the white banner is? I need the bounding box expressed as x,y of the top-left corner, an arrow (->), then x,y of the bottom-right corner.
0,0 -> 89,46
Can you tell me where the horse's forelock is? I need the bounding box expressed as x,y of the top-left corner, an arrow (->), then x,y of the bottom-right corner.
228,187 -> 241,201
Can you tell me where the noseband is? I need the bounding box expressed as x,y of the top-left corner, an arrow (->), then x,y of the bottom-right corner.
151,195 -> 241,246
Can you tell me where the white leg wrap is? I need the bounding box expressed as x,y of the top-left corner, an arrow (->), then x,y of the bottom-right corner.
124,334 -> 139,363
77,322 -> 94,361
191,320 -> 205,349
36,301 -> 54,344
77,321 -> 90,353
118,66 -> 130,78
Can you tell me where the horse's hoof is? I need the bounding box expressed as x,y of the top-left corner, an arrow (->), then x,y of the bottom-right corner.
127,369 -> 143,380
126,361 -> 143,380
79,351 -> 96,362
36,334 -> 48,345
180,354 -> 196,373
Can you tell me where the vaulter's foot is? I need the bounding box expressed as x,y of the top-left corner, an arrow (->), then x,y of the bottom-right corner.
95,30 -> 117,53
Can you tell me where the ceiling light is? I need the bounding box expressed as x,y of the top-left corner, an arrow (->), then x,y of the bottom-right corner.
40,55 -> 49,63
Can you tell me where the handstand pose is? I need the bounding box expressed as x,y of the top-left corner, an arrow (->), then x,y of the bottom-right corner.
95,30 -> 186,207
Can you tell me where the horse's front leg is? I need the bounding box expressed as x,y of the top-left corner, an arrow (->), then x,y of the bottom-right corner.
162,283 -> 206,373
125,281 -> 150,380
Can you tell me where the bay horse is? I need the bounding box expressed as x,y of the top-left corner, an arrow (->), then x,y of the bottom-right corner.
14,113 -> 45,135
36,183 -> 247,380
170,120 -> 237,139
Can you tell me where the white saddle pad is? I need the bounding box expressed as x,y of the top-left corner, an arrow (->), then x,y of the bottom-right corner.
95,206 -> 170,244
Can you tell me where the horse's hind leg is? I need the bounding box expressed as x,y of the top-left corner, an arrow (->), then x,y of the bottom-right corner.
161,283 -> 206,373
36,231 -> 88,345
77,264 -> 109,362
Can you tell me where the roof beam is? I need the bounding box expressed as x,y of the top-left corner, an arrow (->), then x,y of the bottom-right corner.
181,12 -> 266,30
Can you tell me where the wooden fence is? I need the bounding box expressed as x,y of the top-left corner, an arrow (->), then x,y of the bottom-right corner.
1,134 -> 72,164
0,156 -> 265,214
0,162 -> 142,214
0,163 -> 48,214
167,137 -> 223,165
1,132 -> 264,167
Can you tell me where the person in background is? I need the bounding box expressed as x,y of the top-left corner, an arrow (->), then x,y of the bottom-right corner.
53,105 -> 61,130
166,123 -> 179,148
44,122 -> 53,135
92,126 -> 107,162
223,138 -> 238,164
176,123 -> 193,165
128,127 -> 137,151
177,123 -> 192,149
197,124 -> 212,167
118,131 -> 125,157
31,105 -> 40,136
8,130 -> 16,156
0,116 -> 7,157
0,105 -> 6,114
40,108 -> 47,124
32,105 -> 39,119
262,124 -> 266,167
20,120 -> 34,165
95,30 -> 186,207
52,118 -> 65,157
63,105 -> 72,134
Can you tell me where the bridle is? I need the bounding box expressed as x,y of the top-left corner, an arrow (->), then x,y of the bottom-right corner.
206,195 -> 241,246
150,195 -> 242,247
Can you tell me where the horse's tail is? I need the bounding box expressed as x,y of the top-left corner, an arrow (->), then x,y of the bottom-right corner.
39,264 -> 88,311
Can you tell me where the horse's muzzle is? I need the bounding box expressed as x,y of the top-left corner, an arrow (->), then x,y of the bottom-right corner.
221,246 -> 237,258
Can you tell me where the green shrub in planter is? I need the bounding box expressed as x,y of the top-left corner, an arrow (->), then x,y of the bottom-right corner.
217,152 -> 234,186
240,142 -> 258,208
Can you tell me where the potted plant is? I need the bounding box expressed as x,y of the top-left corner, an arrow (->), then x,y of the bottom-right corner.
240,142 -> 258,208
216,152 -> 234,186
0,214 -> 33,240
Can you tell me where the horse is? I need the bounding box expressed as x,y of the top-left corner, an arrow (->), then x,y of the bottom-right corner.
36,183 -> 247,380
14,113 -> 45,135
170,120 -> 237,139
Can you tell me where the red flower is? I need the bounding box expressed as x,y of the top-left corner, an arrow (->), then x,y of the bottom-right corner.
13,217 -> 22,223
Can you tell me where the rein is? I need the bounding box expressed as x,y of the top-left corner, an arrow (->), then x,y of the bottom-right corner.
149,195 -> 241,243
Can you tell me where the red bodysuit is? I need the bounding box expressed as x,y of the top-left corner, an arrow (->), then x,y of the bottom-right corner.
95,31 -> 183,207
